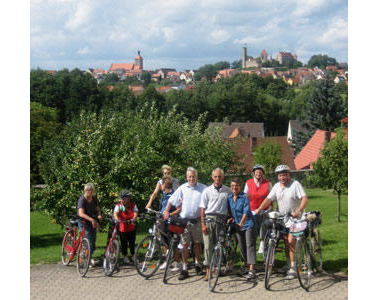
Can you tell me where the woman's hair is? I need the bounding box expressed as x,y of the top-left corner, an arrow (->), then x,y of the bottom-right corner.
230,177 -> 243,186
161,164 -> 172,172
161,175 -> 173,189
84,182 -> 95,192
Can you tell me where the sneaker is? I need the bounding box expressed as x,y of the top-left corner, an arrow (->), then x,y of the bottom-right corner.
123,256 -> 130,264
237,265 -> 248,275
159,261 -> 167,270
89,258 -> 95,268
195,263 -> 203,275
246,270 -> 257,280
258,241 -> 264,254
277,265 -> 289,273
171,262 -> 181,272
286,268 -> 296,279
178,270 -> 189,280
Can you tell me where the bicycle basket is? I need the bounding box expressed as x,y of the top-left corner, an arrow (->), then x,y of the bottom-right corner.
289,221 -> 307,236
306,211 -> 322,225
268,211 -> 280,219
169,224 -> 185,234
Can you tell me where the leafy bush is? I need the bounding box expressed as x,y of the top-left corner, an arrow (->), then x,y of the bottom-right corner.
38,106 -> 239,223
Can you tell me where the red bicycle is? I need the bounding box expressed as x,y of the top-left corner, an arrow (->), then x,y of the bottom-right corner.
61,215 -> 92,277
103,217 -> 135,276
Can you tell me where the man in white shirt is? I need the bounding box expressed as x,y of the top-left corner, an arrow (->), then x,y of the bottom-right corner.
200,168 -> 231,280
164,167 -> 207,280
255,164 -> 308,279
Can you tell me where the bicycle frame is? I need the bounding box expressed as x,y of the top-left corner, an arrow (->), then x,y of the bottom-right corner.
64,219 -> 87,261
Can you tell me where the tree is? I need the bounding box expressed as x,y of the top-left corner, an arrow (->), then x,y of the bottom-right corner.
213,61 -> 230,71
311,128 -> 348,222
231,59 -> 242,69
100,73 -> 119,86
195,64 -> 217,82
140,71 -> 152,87
253,141 -> 282,174
36,107 -> 239,223
30,102 -> 61,184
307,54 -> 338,69
294,79 -> 345,153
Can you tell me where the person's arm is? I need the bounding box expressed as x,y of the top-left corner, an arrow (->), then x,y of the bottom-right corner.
78,208 -> 99,229
201,208 -> 208,235
133,204 -> 139,220
292,196 -> 308,218
169,205 -> 181,217
146,182 -> 161,209
238,214 -> 247,229
255,197 -> 272,215
163,201 -> 172,220
96,203 -> 102,221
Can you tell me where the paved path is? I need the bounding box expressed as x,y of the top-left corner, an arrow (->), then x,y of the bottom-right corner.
31,263 -> 347,300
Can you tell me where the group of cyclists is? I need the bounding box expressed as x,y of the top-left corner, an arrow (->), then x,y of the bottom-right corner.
76,163 -> 308,281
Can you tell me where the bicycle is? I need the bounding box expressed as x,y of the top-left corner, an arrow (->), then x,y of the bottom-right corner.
61,215 -> 92,277
291,210 -> 322,291
264,211 -> 288,290
162,216 -> 187,284
103,216 -> 135,276
206,217 -> 238,292
134,208 -> 170,278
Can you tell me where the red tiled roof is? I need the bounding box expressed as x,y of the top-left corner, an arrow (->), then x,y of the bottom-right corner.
294,130 -> 336,170
129,85 -> 144,95
109,63 -> 135,72
261,49 -> 268,56
46,70 -> 56,75
107,85 -> 114,91
135,55 -> 142,60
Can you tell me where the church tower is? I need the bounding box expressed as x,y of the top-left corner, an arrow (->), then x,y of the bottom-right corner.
135,50 -> 143,70
242,46 -> 247,69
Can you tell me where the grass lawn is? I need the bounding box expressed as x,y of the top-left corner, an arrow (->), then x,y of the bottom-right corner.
30,188 -> 348,273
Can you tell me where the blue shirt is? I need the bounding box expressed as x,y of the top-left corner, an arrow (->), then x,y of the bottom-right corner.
159,191 -> 174,215
169,182 -> 207,219
227,192 -> 254,231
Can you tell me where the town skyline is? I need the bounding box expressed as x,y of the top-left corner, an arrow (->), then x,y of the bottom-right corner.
31,0 -> 348,71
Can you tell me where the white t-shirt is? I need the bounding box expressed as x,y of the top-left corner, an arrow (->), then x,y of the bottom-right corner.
267,180 -> 306,215
199,184 -> 231,216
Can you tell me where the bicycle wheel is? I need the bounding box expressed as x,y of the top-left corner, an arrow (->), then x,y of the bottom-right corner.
208,246 -> 222,292
77,238 -> 91,277
310,229 -> 322,272
103,239 -> 120,276
223,235 -> 237,274
163,239 -> 175,283
295,238 -> 311,291
262,230 -> 270,261
134,235 -> 162,278
61,230 -> 74,266
264,239 -> 276,290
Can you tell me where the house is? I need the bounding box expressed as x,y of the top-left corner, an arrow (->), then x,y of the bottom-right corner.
227,135 -> 296,174
156,68 -> 177,79
294,130 -> 336,170
215,69 -> 238,81
276,52 -> 297,65
334,75 -> 346,84
129,85 -> 144,96
208,122 -> 265,139
109,51 -> 143,78
287,120 -> 309,144
156,86 -> 172,93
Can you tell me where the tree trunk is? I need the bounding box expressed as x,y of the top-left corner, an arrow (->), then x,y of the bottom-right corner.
337,191 -> 341,222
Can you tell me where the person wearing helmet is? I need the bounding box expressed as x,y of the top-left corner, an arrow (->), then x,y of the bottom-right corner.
244,164 -> 273,255
255,164 -> 308,279
113,189 -> 139,264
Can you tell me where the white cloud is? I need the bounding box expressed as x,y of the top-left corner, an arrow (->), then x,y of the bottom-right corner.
77,47 -> 90,55
210,30 -> 231,45
30,0 -> 348,70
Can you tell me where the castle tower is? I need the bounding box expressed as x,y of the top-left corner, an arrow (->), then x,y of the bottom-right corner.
135,50 -> 143,70
242,46 -> 247,69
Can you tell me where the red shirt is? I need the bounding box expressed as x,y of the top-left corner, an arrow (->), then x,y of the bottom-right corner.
246,178 -> 272,210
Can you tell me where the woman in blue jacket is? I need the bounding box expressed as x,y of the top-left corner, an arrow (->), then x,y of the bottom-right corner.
227,177 -> 257,280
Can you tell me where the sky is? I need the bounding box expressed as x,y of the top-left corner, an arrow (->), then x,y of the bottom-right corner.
30,0 -> 348,71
